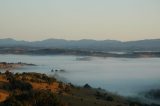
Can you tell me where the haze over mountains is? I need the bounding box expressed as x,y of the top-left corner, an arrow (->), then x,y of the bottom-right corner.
0,38 -> 160,52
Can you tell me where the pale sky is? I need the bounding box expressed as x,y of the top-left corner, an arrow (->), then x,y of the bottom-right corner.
0,0 -> 160,41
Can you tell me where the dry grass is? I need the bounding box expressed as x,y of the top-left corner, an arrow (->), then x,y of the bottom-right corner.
0,72 -> 130,106
30,82 -> 59,92
0,90 -> 9,102
0,75 -> 9,102
0,75 -> 8,83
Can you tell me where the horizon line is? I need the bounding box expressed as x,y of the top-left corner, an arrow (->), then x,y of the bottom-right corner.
1,37 -> 160,42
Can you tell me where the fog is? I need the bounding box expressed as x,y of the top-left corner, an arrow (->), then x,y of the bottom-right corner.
0,54 -> 160,103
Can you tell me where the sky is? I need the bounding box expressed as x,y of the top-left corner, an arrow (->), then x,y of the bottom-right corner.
0,0 -> 160,41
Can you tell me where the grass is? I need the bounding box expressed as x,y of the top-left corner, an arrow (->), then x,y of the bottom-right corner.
0,71 -> 159,106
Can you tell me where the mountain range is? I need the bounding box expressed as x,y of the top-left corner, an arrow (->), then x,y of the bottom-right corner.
0,38 -> 160,52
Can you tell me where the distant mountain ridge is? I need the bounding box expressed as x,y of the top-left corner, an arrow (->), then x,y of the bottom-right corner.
0,38 -> 160,51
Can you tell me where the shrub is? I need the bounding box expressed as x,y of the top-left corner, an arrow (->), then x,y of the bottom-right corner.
145,89 -> 160,100
10,80 -> 32,91
1,90 -> 62,106
83,83 -> 91,89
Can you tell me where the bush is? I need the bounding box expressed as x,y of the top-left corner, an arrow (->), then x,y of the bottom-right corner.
1,90 -> 62,106
10,80 -> 32,91
106,96 -> 114,101
145,89 -> 160,100
83,83 -> 91,89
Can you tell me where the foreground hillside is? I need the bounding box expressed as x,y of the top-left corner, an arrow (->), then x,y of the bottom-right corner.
0,71 -> 159,106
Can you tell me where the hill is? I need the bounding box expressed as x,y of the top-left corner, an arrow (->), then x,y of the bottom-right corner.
0,71 -> 158,106
0,38 -> 160,52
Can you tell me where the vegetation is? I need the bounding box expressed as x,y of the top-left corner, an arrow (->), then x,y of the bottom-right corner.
83,83 -> 92,89
0,62 -> 36,70
144,89 -> 160,100
0,71 -> 160,106
1,90 -> 61,106
1,46 -> 160,58
0,71 -> 62,106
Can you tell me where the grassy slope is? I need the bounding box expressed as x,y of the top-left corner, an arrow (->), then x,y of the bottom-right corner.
0,72 -> 156,106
